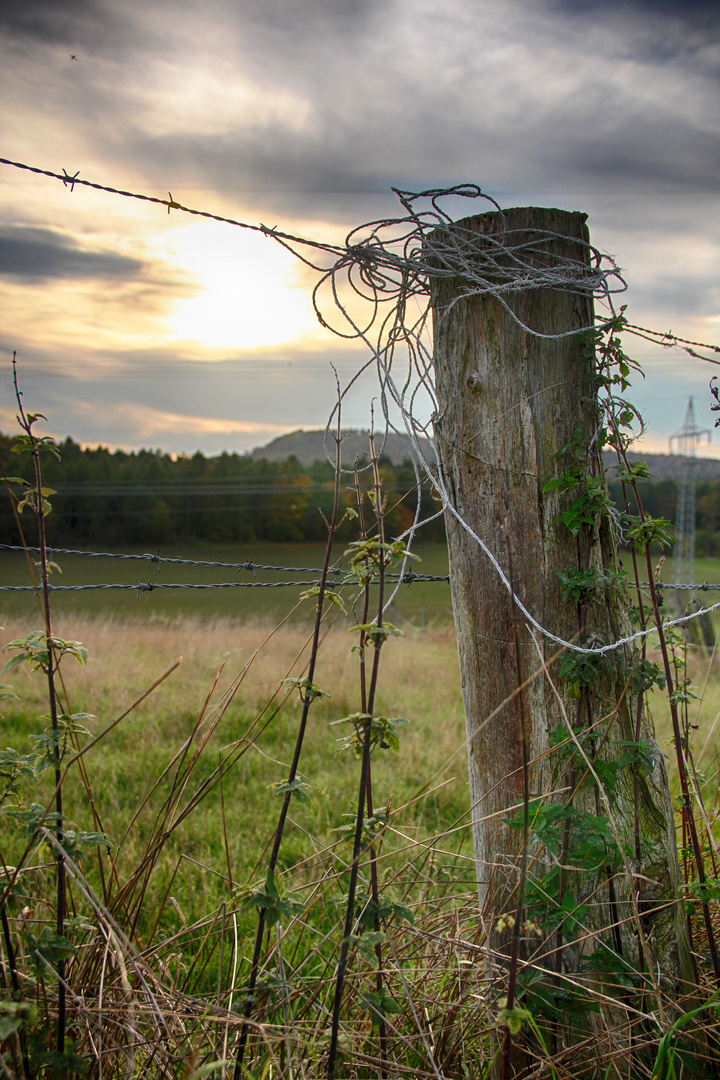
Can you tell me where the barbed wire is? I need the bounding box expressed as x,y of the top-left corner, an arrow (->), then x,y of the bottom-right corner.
0,544 -> 447,584
0,543 -> 342,575
0,157 -> 336,263
0,572 -> 448,596
3,155 -> 719,655
644,582 -> 720,591
0,579 -> 323,594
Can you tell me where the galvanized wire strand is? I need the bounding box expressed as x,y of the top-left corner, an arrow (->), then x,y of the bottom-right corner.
0,159 -> 625,336
319,246 -> 720,657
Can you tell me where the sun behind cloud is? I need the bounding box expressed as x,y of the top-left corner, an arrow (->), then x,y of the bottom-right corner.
160,221 -> 327,351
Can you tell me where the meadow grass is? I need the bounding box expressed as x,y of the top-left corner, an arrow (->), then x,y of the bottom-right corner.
3,550 -> 720,1077
0,609 -> 469,960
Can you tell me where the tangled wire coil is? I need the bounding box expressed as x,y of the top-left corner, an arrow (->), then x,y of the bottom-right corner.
295,187 -> 717,654
299,186 -> 661,655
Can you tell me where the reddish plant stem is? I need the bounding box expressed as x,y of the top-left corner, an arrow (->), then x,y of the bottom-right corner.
328,435 -> 387,1080
613,421 -> 720,982
13,356 -> 66,1053
1,904 -> 30,1078
234,423 -> 343,1078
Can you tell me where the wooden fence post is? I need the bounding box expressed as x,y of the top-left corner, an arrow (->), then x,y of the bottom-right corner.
430,206 -> 692,1064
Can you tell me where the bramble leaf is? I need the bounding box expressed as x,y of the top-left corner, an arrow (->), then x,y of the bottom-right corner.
268,776 -> 313,804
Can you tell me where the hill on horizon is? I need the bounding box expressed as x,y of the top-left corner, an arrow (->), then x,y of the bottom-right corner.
250,428 -> 720,482
250,428 -> 438,467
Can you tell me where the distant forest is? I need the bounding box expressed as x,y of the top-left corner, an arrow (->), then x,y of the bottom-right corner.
0,433 -> 445,548
3,432 -> 720,555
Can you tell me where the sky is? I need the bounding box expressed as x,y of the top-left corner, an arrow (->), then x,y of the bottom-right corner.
0,0 -> 718,458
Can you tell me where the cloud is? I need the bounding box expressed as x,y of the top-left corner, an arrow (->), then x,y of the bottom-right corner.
0,0 -> 150,53
3,0 -> 718,228
80,0 -> 712,229
550,0 -> 720,25
0,341 -> 379,454
0,225 -> 144,281
0,0 -> 717,457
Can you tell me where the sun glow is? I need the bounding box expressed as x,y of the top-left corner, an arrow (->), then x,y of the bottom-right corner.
160,222 -> 326,351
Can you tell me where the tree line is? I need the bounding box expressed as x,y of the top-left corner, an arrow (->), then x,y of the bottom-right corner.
0,433 -> 446,548
4,432 -> 720,555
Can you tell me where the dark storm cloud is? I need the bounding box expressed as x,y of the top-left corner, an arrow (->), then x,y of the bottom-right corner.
4,0 -> 716,227
0,0 -> 149,51
79,0 -> 712,228
0,0 -> 90,43
121,84 -> 718,227
552,0 -> 720,18
0,226 -> 144,281
548,0 -> 720,65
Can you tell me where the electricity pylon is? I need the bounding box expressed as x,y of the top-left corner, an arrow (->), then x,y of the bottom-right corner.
669,396 -> 710,588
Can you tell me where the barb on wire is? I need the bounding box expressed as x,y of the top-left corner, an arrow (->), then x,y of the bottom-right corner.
0,545 -> 447,586
0,580 -> 323,593
0,156 -> 341,269
624,322 -> 720,364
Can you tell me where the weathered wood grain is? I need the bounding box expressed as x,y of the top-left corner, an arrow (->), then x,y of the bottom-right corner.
430,206 -> 692,1066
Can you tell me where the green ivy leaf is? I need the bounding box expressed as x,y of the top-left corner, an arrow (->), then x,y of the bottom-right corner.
626,515 -> 675,550
616,738 -> 660,777
25,925 -> 76,977
333,713 -> 408,757
348,622 -> 403,647
0,1000 -> 37,1040
299,585 -> 346,613
688,879 -> 720,903
4,801 -> 61,842
36,1041 -> 88,1077
350,890 -> 414,928
629,659 -> 666,695
345,930 -> 385,961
